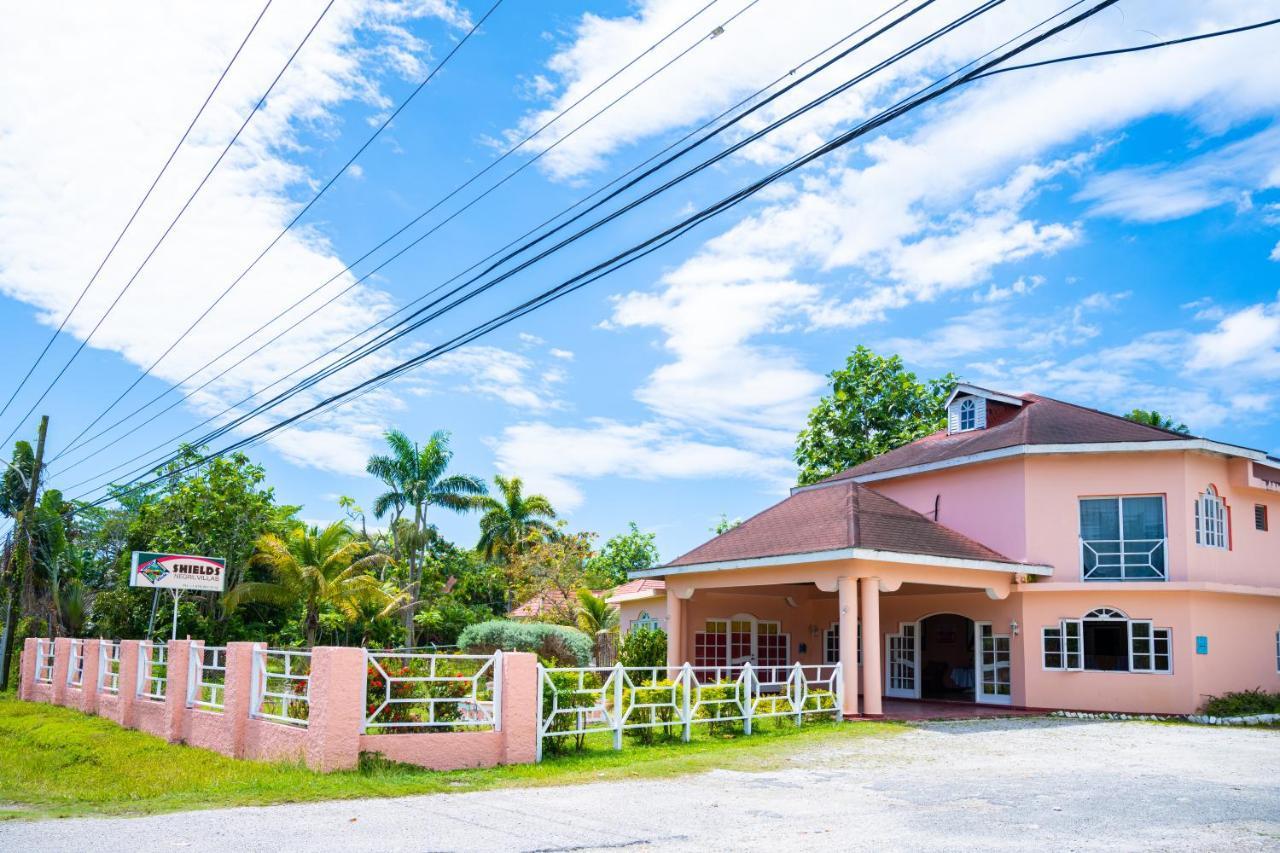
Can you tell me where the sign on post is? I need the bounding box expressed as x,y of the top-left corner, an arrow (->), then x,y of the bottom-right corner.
130,552 -> 226,640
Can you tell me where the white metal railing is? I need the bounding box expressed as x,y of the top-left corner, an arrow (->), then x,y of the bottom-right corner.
536,662 -> 842,761
188,645 -> 228,712
34,639 -> 55,683
98,641 -> 121,694
364,650 -> 501,733
250,648 -> 311,727
1082,538 -> 1167,580
137,641 -> 168,701
67,639 -> 86,688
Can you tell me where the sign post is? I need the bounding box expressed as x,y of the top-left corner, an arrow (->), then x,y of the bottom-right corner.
129,552 -> 227,640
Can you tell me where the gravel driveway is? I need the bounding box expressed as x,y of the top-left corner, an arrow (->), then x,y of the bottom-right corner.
5,718 -> 1278,852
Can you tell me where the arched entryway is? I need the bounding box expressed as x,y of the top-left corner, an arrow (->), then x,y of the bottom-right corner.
919,613 -> 976,702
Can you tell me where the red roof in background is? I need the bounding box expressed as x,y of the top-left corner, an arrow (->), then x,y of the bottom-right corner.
666,479 -> 1016,569
823,393 -> 1193,481
608,578 -> 665,599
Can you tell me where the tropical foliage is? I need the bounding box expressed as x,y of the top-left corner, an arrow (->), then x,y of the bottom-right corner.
585,522 -> 658,586
1124,408 -> 1190,434
795,346 -> 956,486
476,475 -> 556,563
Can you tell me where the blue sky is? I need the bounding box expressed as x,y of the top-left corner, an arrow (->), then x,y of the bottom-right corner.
1,0 -> 1278,561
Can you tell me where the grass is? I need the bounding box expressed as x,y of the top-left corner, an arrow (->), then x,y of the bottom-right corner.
0,696 -> 901,821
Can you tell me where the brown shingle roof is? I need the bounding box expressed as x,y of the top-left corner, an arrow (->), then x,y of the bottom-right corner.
666,480 -> 1016,568
824,393 -> 1190,481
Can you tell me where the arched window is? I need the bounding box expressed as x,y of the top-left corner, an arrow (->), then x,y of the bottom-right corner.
1195,485 -> 1228,549
959,398 -> 976,430
1042,607 -> 1170,673
629,610 -> 660,633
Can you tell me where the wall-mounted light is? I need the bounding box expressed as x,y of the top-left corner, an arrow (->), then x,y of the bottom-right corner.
1009,619 -> 1020,636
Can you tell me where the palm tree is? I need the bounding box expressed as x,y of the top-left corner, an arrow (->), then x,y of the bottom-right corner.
1124,409 -> 1190,434
366,430 -> 487,642
476,475 -> 556,563
225,522 -> 397,647
575,589 -> 619,635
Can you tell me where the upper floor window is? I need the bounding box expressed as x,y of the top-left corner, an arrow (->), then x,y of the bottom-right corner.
1080,496 -> 1167,581
1042,607 -> 1171,673
948,395 -> 986,433
959,398 -> 976,430
1256,504 -> 1269,532
1194,485 -> 1228,549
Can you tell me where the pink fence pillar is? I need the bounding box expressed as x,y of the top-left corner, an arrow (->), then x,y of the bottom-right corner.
116,639 -> 141,728
223,642 -> 260,758
305,646 -> 367,772
500,652 -> 539,764
51,637 -> 71,706
163,639 -> 194,743
19,637 -> 37,700
77,639 -> 102,715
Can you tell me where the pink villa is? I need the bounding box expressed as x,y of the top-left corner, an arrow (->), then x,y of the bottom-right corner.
617,385 -> 1280,716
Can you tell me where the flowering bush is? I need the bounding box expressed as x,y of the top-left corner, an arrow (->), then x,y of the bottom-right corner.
365,655 -> 489,732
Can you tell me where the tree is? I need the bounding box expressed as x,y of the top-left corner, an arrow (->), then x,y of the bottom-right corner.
0,440 -> 34,518
1124,409 -> 1190,435
503,528 -> 596,625
575,588 -> 619,635
711,514 -> 741,535
476,475 -> 556,563
585,522 -> 659,586
365,430 -> 487,643
224,522 -> 397,648
795,347 -> 956,486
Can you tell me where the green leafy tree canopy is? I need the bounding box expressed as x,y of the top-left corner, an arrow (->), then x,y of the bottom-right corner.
1124,408 -> 1190,435
585,522 -> 659,586
795,346 -> 956,486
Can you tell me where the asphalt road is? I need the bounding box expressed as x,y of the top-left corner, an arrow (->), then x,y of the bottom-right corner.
5,717 -> 1278,852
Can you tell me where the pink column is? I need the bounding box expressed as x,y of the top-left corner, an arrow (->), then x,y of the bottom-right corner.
499,651 -> 540,764
666,593 -> 686,671
51,637 -> 71,706
305,646 -> 367,772
223,642 -> 260,757
838,576 -> 859,717
859,577 -> 883,717
18,638 -> 37,701
116,640 -> 141,728
79,639 -> 101,714
163,639 -> 193,743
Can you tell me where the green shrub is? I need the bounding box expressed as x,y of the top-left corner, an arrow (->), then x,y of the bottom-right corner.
457,620 -> 592,666
1201,689 -> 1280,717
623,679 -> 681,745
696,682 -> 745,736
618,626 -> 667,669
540,669 -> 602,754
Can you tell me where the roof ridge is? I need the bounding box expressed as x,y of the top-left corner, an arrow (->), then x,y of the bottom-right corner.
1024,393 -> 1192,439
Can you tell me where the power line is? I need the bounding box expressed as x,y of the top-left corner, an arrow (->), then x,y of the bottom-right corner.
0,0 -> 338,452
972,15 -> 1280,78
42,0 -> 506,461
0,0 -> 275,423
60,0 -> 950,495
49,0 -> 738,466
73,0 -> 1079,506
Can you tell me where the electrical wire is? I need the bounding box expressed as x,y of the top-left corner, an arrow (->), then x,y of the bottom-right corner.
0,0 -> 276,423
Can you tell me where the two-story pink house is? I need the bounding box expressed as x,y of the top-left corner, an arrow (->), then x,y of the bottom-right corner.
627,385 -> 1280,716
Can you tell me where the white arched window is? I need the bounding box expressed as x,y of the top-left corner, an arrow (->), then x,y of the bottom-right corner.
1195,485 -> 1228,549
1042,607 -> 1170,673
959,398 -> 976,430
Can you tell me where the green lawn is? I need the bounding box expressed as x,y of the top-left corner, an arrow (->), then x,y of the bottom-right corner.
0,695 -> 901,821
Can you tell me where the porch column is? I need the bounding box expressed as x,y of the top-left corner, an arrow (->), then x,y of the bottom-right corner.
859,577 -> 882,717
837,576 -> 858,717
666,592 -> 685,671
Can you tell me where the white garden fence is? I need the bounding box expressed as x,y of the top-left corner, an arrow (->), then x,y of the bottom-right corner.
34,639 -> 54,683
137,641 -> 167,701
536,662 -> 842,761
250,648 -> 311,726
98,641 -> 121,694
364,650 -> 501,733
66,639 -> 86,688
188,645 -> 228,712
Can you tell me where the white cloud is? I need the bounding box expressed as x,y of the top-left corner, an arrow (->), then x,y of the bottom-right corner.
0,1 -> 463,471
419,344 -> 567,411
1190,301 -> 1280,372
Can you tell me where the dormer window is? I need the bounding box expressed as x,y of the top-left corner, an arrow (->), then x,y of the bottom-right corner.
948,395 -> 986,433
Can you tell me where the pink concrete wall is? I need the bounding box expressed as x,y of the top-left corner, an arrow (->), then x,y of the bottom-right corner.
681,589 -> 838,667
1187,592 -> 1280,708
870,456 -> 1030,563
616,598 -> 667,634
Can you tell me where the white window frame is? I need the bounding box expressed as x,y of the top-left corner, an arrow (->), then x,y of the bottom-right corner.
629,610 -> 660,634
1042,608 -> 1170,674
824,621 -> 861,665
948,396 -> 986,434
1195,485 -> 1229,549
1079,495 -> 1168,581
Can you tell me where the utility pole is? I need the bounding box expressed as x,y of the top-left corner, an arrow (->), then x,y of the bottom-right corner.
0,414 -> 48,692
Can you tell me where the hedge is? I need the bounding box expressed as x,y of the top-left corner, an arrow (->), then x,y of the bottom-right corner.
457,620 -> 593,667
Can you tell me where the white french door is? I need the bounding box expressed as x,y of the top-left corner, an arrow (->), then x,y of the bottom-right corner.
884,622 -> 920,699
976,622 -> 1013,705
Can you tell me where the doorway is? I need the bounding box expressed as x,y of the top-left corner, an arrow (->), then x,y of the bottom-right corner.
920,614 -> 975,702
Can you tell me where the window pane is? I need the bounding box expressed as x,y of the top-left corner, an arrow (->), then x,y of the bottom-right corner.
1084,621 -> 1129,671
1080,498 -> 1120,540
1123,496 -> 1165,540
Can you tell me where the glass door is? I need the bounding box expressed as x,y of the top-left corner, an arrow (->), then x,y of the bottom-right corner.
976,622 -> 1012,705
885,622 -> 920,699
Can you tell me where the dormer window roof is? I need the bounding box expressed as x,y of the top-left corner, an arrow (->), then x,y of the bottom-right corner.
945,383 -> 1024,435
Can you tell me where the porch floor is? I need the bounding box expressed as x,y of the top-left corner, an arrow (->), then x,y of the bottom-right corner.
858,699 -> 1042,722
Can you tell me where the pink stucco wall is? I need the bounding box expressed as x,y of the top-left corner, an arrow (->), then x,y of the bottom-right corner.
616,597 -> 667,634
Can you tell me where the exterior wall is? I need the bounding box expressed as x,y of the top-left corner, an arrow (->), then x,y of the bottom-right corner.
1187,592 -> 1280,707
682,589 -> 836,667
616,597 -> 667,634
869,456 -> 1030,563
16,640 -> 541,773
